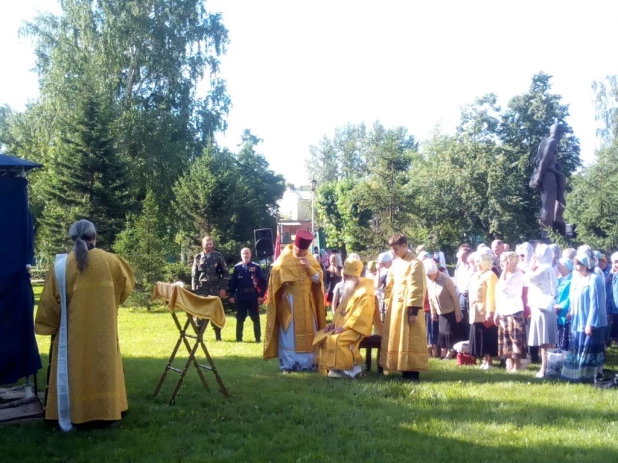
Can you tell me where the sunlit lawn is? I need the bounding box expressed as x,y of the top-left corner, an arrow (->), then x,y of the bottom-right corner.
4,285 -> 618,462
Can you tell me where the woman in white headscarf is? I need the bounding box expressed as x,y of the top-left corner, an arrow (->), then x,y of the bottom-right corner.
516,242 -> 534,273
495,251 -> 527,373
527,244 -> 559,378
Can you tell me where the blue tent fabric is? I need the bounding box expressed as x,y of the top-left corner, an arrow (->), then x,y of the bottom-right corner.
0,154 -> 43,172
0,177 -> 42,384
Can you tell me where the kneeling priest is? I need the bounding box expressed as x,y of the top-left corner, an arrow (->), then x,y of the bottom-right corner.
317,257 -> 376,378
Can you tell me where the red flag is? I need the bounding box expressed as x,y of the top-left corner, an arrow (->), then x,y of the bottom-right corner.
274,228 -> 281,260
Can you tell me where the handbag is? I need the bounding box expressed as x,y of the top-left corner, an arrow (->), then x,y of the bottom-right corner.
457,353 -> 476,366
453,341 -> 469,354
594,369 -> 618,389
546,349 -> 565,377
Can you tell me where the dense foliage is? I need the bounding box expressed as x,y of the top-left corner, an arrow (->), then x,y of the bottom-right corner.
4,0 -> 616,270
0,1 -> 284,292
564,76 -> 618,251
308,74 -> 582,257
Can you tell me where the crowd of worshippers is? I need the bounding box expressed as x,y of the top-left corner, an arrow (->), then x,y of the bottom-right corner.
265,231 -> 617,384
452,241 -> 615,381
33,219 -> 618,430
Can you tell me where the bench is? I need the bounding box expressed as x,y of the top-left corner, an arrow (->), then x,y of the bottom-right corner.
360,334 -> 383,372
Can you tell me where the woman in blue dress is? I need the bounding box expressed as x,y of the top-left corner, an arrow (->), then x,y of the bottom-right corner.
561,252 -> 608,383
555,258 -> 573,351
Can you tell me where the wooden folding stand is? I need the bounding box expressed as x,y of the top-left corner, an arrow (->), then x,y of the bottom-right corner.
153,312 -> 229,405
150,283 -> 230,405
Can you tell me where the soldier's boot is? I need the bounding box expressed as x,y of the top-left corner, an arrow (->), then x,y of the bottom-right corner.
236,321 -> 244,342
253,317 -> 261,343
195,317 -> 206,337
213,326 -> 222,341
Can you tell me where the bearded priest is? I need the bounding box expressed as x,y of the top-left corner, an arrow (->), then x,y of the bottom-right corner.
264,230 -> 326,372
316,257 -> 377,378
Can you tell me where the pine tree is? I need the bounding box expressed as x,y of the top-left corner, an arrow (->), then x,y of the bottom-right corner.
114,191 -> 168,306
38,88 -> 132,258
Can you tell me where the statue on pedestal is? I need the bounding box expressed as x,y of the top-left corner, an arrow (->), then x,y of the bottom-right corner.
529,123 -> 566,237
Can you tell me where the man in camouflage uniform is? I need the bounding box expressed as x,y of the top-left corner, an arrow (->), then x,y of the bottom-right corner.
192,235 -> 229,341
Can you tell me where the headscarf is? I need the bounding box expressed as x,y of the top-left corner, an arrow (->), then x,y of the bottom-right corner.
594,251 -> 607,265
574,252 -> 594,270
423,259 -> 438,275
501,251 -> 519,273
516,242 -> 534,271
562,248 -> 577,260
478,246 -> 494,258
467,252 -> 478,271
558,257 -> 574,273
549,244 -> 561,264
577,245 -> 598,268
534,243 -> 554,269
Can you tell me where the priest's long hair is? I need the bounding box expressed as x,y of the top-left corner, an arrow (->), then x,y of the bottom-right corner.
68,219 -> 96,272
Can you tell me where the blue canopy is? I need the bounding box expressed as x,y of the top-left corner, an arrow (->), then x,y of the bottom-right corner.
0,154 -> 43,175
0,176 -> 42,384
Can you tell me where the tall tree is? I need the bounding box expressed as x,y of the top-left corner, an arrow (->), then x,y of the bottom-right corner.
313,122 -> 417,255
173,135 -> 285,257
500,73 -> 580,177
592,75 -> 618,144
315,179 -> 373,255
37,85 -> 131,257
306,123 -> 369,184
114,190 -> 168,305
566,75 -> 618,249
364,123 -> 416,236
565,142 -> 618,250
8,0 -> 230,241
0,105 -> 11,150
457,94 -> 501,144
234,130 -> 286,236
306,136 -> 339,185
498,72 -> 580,237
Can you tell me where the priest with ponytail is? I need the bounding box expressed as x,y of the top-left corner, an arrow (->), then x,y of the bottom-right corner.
35,219 -> 134,429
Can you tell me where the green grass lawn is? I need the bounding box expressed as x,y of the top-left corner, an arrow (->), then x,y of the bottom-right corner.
4,286 -> 618,462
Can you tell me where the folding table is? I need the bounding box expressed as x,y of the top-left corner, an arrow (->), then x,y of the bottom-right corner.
150,283 -> 230,405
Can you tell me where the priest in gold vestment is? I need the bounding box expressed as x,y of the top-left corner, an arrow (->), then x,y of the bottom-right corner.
264,230 -> 326,371
317,257 -> 376,378
35,220 -> 134,426
379,233 -> 429,381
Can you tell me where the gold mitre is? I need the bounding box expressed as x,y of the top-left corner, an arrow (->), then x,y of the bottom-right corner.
343,257 -> 363,278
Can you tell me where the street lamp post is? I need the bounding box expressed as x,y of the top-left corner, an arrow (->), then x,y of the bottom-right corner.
311,179 -> 317,244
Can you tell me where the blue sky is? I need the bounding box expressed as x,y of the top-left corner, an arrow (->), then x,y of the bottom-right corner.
2,0 -> 617,186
